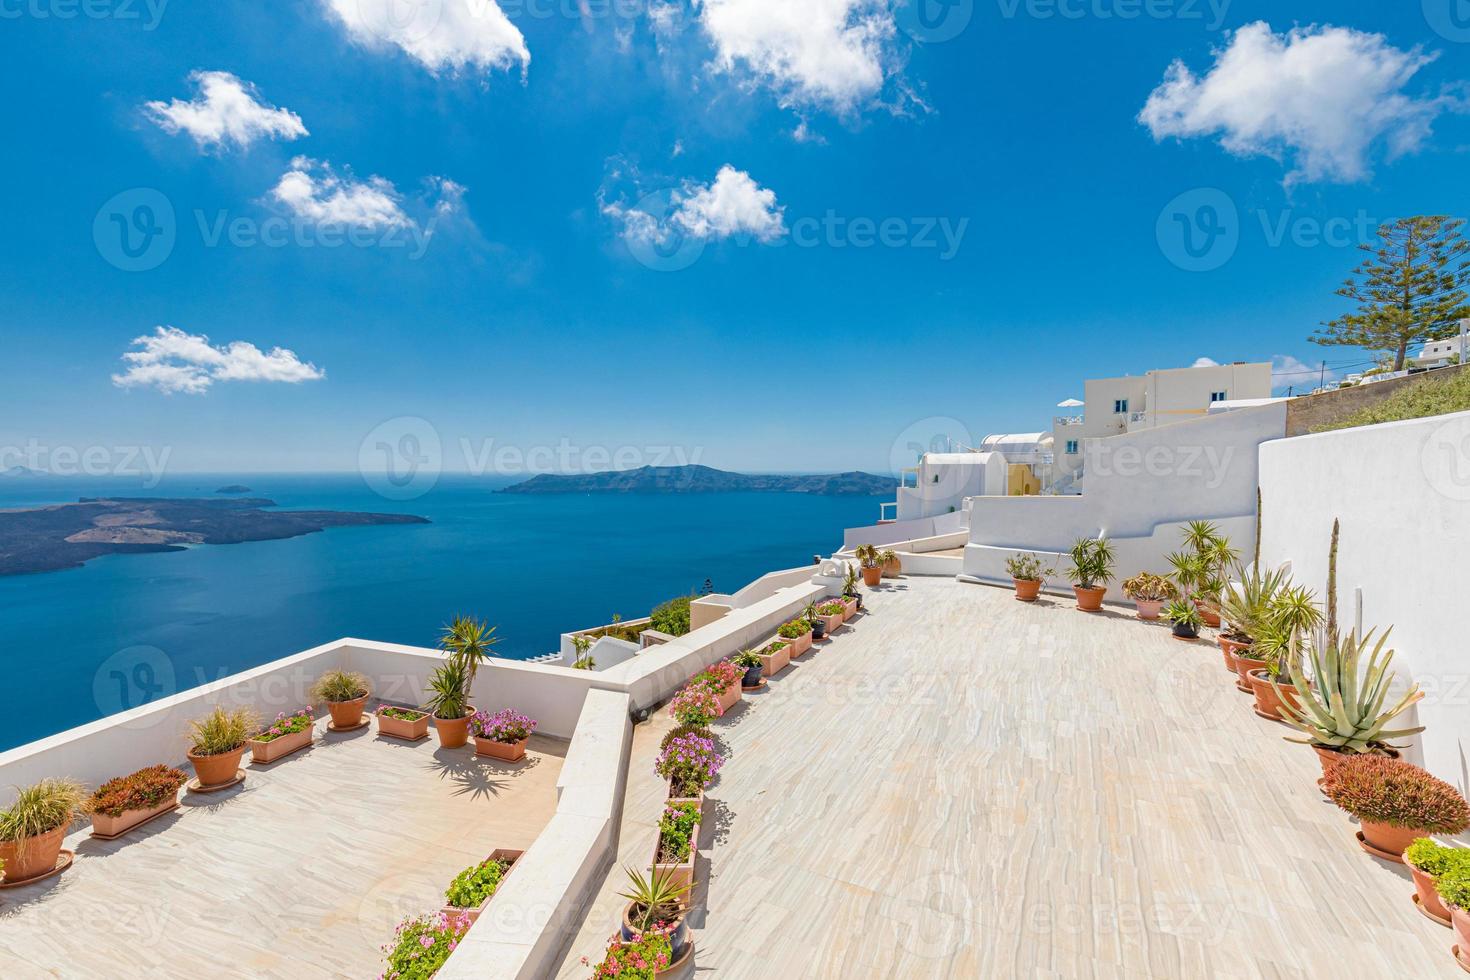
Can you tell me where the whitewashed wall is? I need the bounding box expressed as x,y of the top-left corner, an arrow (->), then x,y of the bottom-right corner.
1259,409 -> 1470,786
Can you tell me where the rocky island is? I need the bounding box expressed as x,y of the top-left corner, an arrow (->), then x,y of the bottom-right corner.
500,464 -> 898,496
0,497 -> 429,576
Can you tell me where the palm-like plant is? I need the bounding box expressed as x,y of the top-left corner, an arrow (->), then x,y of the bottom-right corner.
1273,629 -> 1425,754
853,544 -> 881,569
1166,550 -> 1206,598
1182,520 -> 1222,554
425,661 -> 471,721
439,616 -> 499,690
618,864 -> 691,932
1067,538 -> 1116,590
1218,564 -> 1292,643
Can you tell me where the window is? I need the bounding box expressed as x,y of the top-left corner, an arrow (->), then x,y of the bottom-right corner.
1113,398 -> 1129,414
1210,390 -> 1228,403
1065,440 -> 1079,455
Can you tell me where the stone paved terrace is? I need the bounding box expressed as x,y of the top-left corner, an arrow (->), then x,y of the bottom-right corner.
555,576 -> 1460,979
3,718 -> 565,978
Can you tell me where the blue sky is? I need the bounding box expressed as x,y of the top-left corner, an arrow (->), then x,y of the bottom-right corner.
4,0 -> 1469,476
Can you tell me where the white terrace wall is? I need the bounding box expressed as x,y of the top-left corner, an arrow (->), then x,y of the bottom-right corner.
842,509 -> 968,550
1258,409 -> 1470,786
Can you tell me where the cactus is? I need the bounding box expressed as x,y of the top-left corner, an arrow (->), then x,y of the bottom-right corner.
1272,629 -> 1424,753
1326,518 -> 1340,638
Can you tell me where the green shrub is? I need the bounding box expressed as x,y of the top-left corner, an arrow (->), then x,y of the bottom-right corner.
1315,368 -> 1470,433
656,801 -> 701,863
311,670 -> 370,704
188,707 -> 259,756
649,595 -> 694,637
1406,838 -> 1470,877
0,779 -> 89,846
445,856 -> 510,909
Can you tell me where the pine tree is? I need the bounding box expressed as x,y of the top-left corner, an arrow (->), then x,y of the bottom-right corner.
1312,216 -> 1470,371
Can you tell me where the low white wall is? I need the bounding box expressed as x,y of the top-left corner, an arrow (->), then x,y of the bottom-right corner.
1259,410 -> 1470,785
842,510 -> 967,550
559,617 -> 651,659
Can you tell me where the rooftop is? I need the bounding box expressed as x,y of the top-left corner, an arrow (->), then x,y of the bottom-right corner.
553,576 -> 1457,977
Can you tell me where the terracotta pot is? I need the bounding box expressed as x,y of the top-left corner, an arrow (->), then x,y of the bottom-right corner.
882,556 -> 902,579
377,709 -> 431,740
326,695 -> 368,729
1013,579 -> 1041,602
0,825 -> 67,883
1359,820 -> 1420,863
1234,655 -> 1270,693
1247,669 -> 1302,721
756,644 -> 790,678
90,792 -> 180,839
716,679 -> 741,713
653,821 -> 700,894
1409,859 -> 1453,924
248,724 -> 313,764
1073,586 -> 1106,612
861,566 -> 882,587
189,745 -> 246,788
817,611 -> 843,636
621,902 -> 692,963
440,848 -> 524,925
1451,903 -> 1470,956
1312,744 -> 1350,779
1195,600 -> 1221,629
839,597 -> 858,620
435,714 -> 472,749
1218,635 -> 1251,672
475,737 -> 528,762
1134,598 -> 1163,620
783,630 -> 813,657
667,780 -> 704,808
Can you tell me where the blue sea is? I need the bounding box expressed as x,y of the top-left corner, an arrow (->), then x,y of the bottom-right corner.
0,474 -> 883,751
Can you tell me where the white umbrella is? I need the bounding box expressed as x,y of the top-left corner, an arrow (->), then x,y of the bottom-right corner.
1057,398 -> 1084,408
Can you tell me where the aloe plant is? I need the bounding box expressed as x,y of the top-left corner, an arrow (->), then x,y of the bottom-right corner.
1219,564 -> 1292,642
1273,629 -> 1425,754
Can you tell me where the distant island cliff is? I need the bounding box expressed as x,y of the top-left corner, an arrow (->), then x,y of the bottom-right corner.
499,465 -> 898,496
0,498 -> 429,576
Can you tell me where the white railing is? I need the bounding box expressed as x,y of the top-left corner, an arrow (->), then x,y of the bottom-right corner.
879,501 -> 898,522
1053,416 -> 1084,427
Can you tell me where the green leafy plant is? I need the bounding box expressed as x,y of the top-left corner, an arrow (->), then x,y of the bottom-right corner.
310,669 -> 370,704
732,650 -> 762,671
0,779 -> 90,854
90,766 -> 187,818
1437,874 -> 1470,913
817,601 -> 845,616
571,633 -> 596,670
1274,629 -> 1425,754
1066,538 -> 1115,590
878,548 -> 899,568
656,801 -> 701,864
381,912 -> 471,980
445,855 -> 511,909
1166,550 -> 1207,598
439,615 -> 499,690
378,706 -> 426,723
854,543 -> 882,569
777,619 -> 810,640
1324,755 -> 1470,831
1006,552 -> 1053,583
617,864 -> 691,934
425,661 -> 471,721
1164,599 -> 1203,629
649,595 -> 695,637
188,706 -> 259,756
1121,572 -> 1177,603
1407,838 -> 1470,878
842,564 -> 859,595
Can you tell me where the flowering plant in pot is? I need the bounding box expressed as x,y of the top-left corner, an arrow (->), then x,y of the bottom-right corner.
187,706 -> 259,789
442,850 -> 520,925
89,765 -> 187,839
0,778 -> 89,884
655,730 -> 725,801
471,708 -> 537,762
1406,838 -> 1470,925
380,911 -> 471,980
733,650 -> 765,689
585,929 -> 677,980
652,800 -> 701,892
311,670 -> 371,731
776,617 -> 813,657
854,543 -> 885,587
247,707 -> 315,763
377,704 -> 431,741
1121,572 -> 1176,620
691,660 -> 743,712
1323,755 -> 1470,863
617,864 -> 693,965
814,600 -> 846,637
1163,599 -> 1203,640
880,548 -> 901,579
426,661 -> 474,749
1006,553 -> 1053,603
1066,537 -> 1115,612
751,640 -> 791,678
669,684 -> 722,727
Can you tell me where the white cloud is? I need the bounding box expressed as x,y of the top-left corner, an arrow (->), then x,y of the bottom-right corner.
270,157 -> 412,230
1140,22 -> 1461,185
603,163 -> 785,246
113,327 -> 326,395
320,0 -> 529,77
144,71 -> 307,150
1191,357 -> 1221,368
693,0 -> 898,114
1271,354 -> 1339,391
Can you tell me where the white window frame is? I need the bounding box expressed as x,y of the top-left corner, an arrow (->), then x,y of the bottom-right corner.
1113,398 -> 1129,414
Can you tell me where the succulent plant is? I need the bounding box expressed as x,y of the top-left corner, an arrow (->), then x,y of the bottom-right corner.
1273,629 -> 1424,754
1406,838 -> 1470,877
1324,756 -> 1470,831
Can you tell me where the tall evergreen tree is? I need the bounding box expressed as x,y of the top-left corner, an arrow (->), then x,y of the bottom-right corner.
1312,216 -> 1470,371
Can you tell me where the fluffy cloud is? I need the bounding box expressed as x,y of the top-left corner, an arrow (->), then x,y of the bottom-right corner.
320,0 -> 529,77
144,71 -> 307,150
604,164 -> 785,246
113,327 -> 326,395
1191,357 -> 1222,368
693,0 -> 897,114
1140,22 -> 1460,185
270,157 -> 413,229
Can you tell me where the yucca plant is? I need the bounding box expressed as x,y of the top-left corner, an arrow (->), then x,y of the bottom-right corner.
853,543 -> 881,569
617,863 -> 691,933
439,615 -> 499,689
1273,629 -> 1425,754
188,706 -> 259,756
310,669 -> 370,704
0,779 -> 90,855
1067,537 -> 1115,589
1182,519 -> 1222,554
426,661 -> 471,721
1218,564 -> 1292,643
1166,550 -> 1207,598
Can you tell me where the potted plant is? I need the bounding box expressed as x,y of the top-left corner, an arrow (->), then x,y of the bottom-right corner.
618,864 -> 693,964
187,706 -> 258,790
1164,599 -> 1203,640
840,565 -> 862,616
426,661 -> 474,749
89,765 -> 187,840
652,800 -> 701,892
246,707 -> 315,763
669,683 -> 722,728
470,708 -> 537,762
380,911 -> 472,979
1006,552 -> 1051,603
805,602 -> 827,641
441,849 -> 522,925
1066,537 -> 1115,612
692,660 -> 743,713
586,930 -> 681,980
1405,838 -> 1470,925
311,670 -> 371,731
733,650 -> 765,689
1324,755 -> 1470,863
1239,583 -> 1323,715
655,729 -> 724,803
1120,572 -> 1177,620
1174,521 -> 1236,628
880,548 -> 902,579
376,704 -> 431,741
0,778 -> 89,884
753,640 -> 791,678
1275,629 -> 1425,779
1435,875 -> 1470,968
854,543 -> 884,587
814,600 -> 846,637
777,617 -> 813,657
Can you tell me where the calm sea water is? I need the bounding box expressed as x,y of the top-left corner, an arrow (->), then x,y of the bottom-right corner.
0,474 -> 882,750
